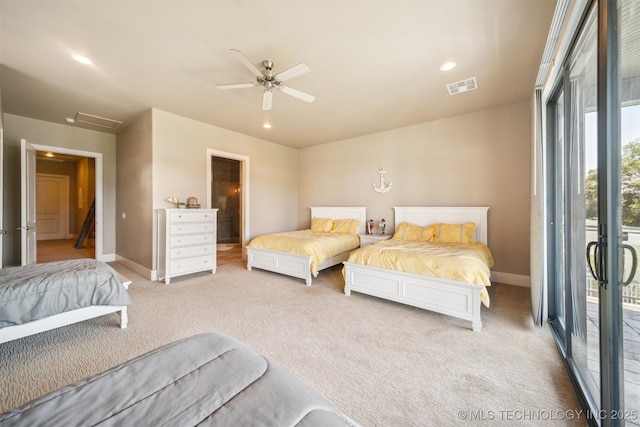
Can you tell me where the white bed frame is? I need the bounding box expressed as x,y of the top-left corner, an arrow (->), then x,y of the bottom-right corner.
247,207 -> 367,285
0,277 -> 131,344
343,207 -> 489,332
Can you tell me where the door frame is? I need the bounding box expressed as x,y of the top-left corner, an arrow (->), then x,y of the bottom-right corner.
31,144 -> 104,261
206,149 -> 249,260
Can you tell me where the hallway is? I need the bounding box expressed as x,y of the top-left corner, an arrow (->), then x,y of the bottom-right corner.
37,239 -> 94,263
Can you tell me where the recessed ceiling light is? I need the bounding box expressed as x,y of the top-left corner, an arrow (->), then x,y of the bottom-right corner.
71,54 -> 93,65
440,61 -> 457,71
263,123 -> 272,129
65,117 -> 75,123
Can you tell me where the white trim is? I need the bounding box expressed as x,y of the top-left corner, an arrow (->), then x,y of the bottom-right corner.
207,149 -> 250,260
32,144 -> 104,261
115,254 -> 153,279
490,271 -> 530,287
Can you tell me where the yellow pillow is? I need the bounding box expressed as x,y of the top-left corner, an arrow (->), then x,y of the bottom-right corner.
432,222 -> 476,244
310,218 -> 334,233
331,218 -> 361,234
392,222 -> 434,242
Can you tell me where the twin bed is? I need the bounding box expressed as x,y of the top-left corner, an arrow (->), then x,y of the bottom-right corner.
247,206 -> 367,285
0,258 -> 132,344
247,206 -> 492,331
344,206 -> 491,332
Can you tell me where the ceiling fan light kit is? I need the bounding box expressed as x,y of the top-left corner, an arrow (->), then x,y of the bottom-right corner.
217,49 -> 315,111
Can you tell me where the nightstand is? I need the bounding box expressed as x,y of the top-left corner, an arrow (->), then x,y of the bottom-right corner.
359,233 -> 392,247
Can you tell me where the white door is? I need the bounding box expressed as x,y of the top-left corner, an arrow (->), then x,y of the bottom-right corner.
21,139 -> 37,266
36,174 -> 69,240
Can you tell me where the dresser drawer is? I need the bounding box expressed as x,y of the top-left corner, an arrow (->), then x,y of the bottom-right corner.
170,234 -> 214,247
169,211 -> 215,223
170,222 -> 215,235
170,255 -> 215,275
170,244 -> 215,259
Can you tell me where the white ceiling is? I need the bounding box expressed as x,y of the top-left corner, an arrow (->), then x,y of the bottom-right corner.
0,0 -> 556,149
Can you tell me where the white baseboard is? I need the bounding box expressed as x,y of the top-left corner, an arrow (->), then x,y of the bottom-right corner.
98,253 -> 116,262
114,255 -> 155,281
491,271 -> 530,287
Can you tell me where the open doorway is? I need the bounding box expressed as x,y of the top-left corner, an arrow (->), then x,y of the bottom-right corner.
207,149 -> 250,266
211,156 -> 241,265
35,151 -> 96,263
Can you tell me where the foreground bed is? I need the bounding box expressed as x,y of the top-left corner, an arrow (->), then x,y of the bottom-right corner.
0,332 -> 359,427
247,206 -> 367,285
343,207 -> 491,332
0,259 -> 132,344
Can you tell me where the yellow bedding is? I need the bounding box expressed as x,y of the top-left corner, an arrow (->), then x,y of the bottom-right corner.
345,240 -> 494,307
247,230 -> 361,277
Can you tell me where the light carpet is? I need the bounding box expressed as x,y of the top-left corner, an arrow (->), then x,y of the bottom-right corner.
0,260 -> 586,426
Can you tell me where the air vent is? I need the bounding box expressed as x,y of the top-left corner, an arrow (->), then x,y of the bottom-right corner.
446,77 -> 478,95
74,112 -> 123,130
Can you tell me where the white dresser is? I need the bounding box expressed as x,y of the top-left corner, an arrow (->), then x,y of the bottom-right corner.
157,208 -> 218,284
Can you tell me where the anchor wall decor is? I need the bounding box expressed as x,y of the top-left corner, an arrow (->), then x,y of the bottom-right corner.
372,166 -> 392,193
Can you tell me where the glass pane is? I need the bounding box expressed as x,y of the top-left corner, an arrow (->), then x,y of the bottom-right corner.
568,7 -> 600,405
555,91 -> 566,328
619,0 -> 640,421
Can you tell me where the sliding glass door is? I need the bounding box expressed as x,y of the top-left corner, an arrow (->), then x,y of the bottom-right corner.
549,4 -> 600,410
618,0 -> 640,422
548,1 -> 640,425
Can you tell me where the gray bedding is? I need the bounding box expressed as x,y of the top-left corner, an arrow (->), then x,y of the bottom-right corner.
0,259 -> 132,328
0,332 -> 359,427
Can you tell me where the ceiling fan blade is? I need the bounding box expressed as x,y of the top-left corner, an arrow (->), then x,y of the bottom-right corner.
276,63 -> 310,82
262,90 -> 273,111
216,82 -> 257,90
279,86 -> 315,103
230,49 -> 264,78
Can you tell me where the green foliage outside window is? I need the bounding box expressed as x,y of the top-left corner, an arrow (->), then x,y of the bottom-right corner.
585,138 -> 640,226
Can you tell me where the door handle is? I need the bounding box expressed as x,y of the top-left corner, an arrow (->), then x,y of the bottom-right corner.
622,244 -> 637,286
16,226 -> 35,231
587,241 -> 602,281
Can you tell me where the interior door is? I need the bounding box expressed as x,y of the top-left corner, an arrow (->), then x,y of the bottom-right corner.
21,139 -> 37,266
36,174 -> 69,240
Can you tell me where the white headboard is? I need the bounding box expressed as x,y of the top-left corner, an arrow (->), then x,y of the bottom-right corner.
310,207 -> 368,235
393,207 -> 489,245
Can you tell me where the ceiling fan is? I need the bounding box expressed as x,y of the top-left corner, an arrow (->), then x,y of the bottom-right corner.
216,49 -> 315,111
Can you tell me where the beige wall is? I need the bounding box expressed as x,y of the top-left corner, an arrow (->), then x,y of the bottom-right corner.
2,114 -> 117,265
3,103 -> 531,281
151,109 -> 298,238
116,110 -> 153,268
114,109 -> 298,273
298,101 -> 531,280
